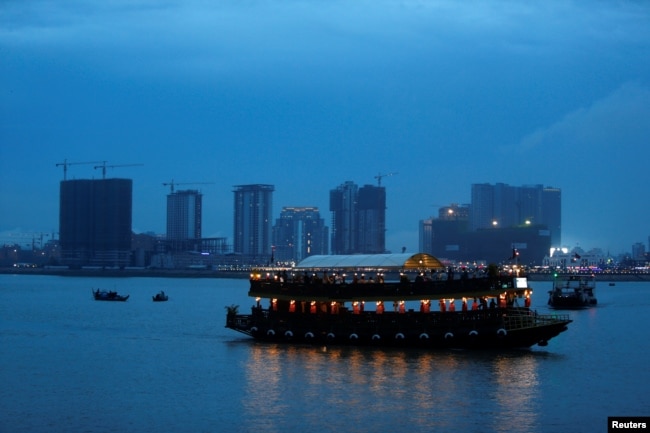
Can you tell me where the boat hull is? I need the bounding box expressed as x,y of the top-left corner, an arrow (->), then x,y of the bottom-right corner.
93,295 -> 129,302
92,289 -> 129,302
226,308 -> 571,349
548,296 -> 597,309
548,275 -> 597,310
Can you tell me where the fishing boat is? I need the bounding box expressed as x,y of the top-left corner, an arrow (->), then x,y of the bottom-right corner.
152,291 -> 169,302
92,289 -> 129,302
225,253 -> 572,349
548,274 -> 597,309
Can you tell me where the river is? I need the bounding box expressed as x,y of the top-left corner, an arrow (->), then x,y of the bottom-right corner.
1,275 -> 648,433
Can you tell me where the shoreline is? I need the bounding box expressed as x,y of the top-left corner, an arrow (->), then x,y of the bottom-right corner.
1,267 -> 649,282
0,267 -> 251,279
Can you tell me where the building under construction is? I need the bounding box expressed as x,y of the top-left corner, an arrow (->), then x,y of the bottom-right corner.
59,178 -> 133,268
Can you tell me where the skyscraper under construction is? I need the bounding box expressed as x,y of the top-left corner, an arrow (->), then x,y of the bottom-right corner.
166,189 -> 202,251
59,178 -> 133,267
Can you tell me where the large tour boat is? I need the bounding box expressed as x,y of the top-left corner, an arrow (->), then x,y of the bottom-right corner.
225,253 -> 571,349
548,274 -> 597,309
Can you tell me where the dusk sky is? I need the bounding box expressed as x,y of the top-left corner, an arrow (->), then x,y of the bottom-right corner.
1,0 -> 649,255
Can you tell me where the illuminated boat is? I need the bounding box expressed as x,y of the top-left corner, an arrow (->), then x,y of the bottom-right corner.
225,253 -> 572,349
548,274 -> 597,309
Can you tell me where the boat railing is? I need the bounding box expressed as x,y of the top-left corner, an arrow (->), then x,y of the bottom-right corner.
228,306 -> 569,332
502,311 -> 571,331
226,314 -> 253,332
249,277 -> 521,300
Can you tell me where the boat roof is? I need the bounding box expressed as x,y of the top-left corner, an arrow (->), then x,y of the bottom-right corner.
294,253 -> 445,271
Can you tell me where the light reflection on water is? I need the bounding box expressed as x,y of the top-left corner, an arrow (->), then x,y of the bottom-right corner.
242,342 -> 547,433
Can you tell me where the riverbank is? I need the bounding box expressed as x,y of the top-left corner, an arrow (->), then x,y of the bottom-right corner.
526,273 -> 650,282
0,267 -> 251,279
2,267 -> 649,282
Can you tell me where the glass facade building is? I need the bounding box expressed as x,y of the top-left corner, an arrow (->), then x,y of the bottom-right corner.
330,181 -> 386,254
272,207 -> 328,263
233,184 -> 274,261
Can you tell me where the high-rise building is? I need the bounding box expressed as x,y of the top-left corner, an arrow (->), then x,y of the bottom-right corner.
166,189 -> 202,251
329,181 -> 386,254
329,181 -> 358,255
233,184 -> 274,262
471,183 -> 561,245
632,242 -> 646,260
419,204 -> 470,256
420,183 -> 560,264
59,178 -> 132,267
542,187 -> 561,246
272,207 -> 328,263
357,184 -> 386,254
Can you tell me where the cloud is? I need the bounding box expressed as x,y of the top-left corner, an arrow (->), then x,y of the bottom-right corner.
515,82 -> 650,157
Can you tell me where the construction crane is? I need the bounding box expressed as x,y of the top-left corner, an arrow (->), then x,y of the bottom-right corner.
94,162 -> 144,179
3,232 -> 51,250
55,159 -> 106,180
374,172 -> 398,186
162,180 -> 215,193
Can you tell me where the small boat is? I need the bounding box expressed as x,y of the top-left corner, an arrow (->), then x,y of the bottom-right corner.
548,274 -> 597,309
93,289 -> 129,302
225,253 -> 572,349
152,291 -> 168,302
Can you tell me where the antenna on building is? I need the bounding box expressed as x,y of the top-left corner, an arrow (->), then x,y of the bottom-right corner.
374,172 -> 398,186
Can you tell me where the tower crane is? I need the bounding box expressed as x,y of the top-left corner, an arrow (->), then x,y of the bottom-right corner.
55,159 -> 105,180
162,180 -> 215,193
374,172 -> 398,186
94,162 -> 144,179
3,232 -> 51,250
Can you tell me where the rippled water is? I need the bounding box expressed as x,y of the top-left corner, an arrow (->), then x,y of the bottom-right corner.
1,275 -> 648,433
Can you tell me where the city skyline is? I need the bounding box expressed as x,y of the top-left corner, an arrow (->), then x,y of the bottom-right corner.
1,1 -> 649,254
1,174 -> 648,258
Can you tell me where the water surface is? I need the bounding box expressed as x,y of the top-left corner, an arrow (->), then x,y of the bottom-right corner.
1,275 -> 648,433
